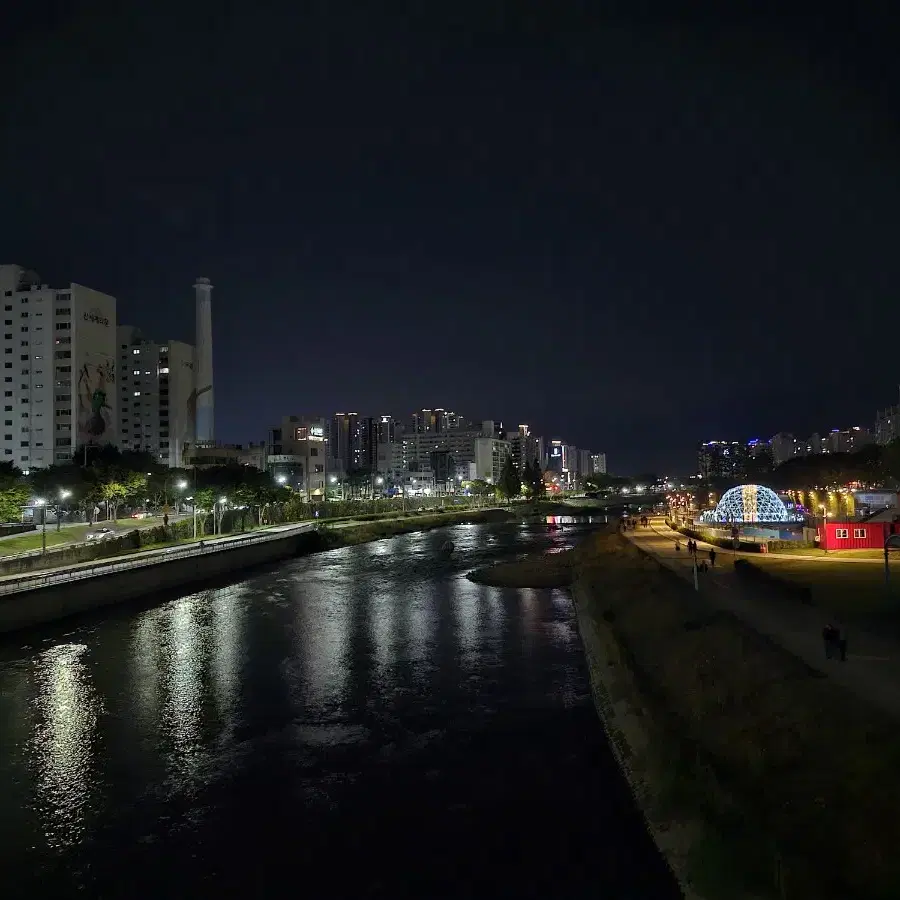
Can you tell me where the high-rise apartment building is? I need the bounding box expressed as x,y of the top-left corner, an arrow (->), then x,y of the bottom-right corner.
116,326 -> 195,467
0,265 -> 118,469
411,408 -> 461,433
590,453 -> 607,474
329,412 -> 362,472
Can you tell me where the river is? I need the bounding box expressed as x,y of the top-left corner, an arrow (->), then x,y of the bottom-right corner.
0,517 -> 680,898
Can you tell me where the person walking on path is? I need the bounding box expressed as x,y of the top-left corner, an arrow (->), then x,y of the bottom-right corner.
708,547 -> 717,567
822,624 -> 839,659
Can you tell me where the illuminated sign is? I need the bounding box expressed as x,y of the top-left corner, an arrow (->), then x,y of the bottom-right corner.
295,425 -> 325,442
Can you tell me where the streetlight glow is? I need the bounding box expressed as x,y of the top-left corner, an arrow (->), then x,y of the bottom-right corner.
277,475 -> 287,484
177,480 -> 188,490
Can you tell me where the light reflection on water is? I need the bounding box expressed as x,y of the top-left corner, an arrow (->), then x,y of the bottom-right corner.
30,643 -> 102,850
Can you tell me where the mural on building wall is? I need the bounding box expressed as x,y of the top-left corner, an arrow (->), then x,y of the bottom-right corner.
77,358 -> 115,444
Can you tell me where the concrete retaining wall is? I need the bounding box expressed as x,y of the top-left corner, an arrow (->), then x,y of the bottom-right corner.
0,531 -> 310,634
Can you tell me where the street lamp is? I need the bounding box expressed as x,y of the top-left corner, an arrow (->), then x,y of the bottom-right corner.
277,474 -> 287,485
57,489 -> 72,532
820,504 -> 828,554
34,498 -> 47,554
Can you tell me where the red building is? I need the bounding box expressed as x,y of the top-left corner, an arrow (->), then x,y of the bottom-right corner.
817,520 -> 898,551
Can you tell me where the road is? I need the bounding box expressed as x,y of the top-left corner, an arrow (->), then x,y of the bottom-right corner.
0,514 -> 191,558
628,517 -> 900,718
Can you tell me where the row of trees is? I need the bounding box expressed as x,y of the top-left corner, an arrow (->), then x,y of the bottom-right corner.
700,440 -> 900,495
0,444 -> 298,527
0,442 -> 559,528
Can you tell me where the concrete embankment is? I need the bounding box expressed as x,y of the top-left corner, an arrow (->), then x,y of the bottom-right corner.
0,508 -> 513,634
570,531 -> 900,900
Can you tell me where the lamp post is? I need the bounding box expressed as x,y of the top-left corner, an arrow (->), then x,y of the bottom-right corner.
217,496 -> 227,535
57,489 -> 72,532
34,498 -> 47,554
175,480 -> 187,514
820,504 -> 828,554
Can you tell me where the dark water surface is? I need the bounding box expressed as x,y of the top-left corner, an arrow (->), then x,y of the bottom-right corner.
0,519 -> 680,898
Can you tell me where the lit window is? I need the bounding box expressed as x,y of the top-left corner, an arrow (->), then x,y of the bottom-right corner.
835,528 -> 849,539
132,349 -> 140,354
133,391 -> 141,397
159,367 -> 169,373
133,369 -> 140,375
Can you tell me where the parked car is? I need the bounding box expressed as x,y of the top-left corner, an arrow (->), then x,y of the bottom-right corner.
86,527 -> 115,541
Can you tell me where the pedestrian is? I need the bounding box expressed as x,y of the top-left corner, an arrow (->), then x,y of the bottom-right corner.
163,513 -> 169,527
708,548 -> 717,567
822,624 -> 838,660
675,541 -> 681,552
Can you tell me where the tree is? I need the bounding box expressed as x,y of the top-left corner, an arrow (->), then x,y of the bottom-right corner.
468,479 -> 494,506
0,462 -> 30,523
497,455 -> 521,505
28,465 -> 86,530
528,458 -> 546,502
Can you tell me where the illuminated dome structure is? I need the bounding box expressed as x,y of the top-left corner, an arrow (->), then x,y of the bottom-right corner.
701,484 -> 790,523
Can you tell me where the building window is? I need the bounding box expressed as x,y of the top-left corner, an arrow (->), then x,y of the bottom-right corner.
314,465 -> 324,473
853,528 -> 867,539
20,312 -> 27,318
133,391 -> 141,397
132,349 -> 140,355
54,351 -> 71,359
835,528 -> 849,539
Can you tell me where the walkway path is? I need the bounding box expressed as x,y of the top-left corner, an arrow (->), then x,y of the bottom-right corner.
626,518 -> 900,718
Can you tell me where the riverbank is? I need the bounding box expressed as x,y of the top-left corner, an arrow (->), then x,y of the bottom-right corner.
570,530 -> 900,899
467,551 -> 575,588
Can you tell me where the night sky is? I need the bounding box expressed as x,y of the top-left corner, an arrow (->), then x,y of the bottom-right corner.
3,3 -> 899,473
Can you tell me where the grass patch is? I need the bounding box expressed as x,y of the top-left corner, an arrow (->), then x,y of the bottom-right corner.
468,551 -> 575,588
0,526 -> 92,554
742,555 -> 900,624
574,531 -> 900,899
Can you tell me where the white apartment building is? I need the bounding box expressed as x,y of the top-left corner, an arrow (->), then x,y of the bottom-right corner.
117,326 -> 195,467
474,437 -> 510,483
590,453 -> 607,474
0,265 -> 117,469
380,424 -> 502,483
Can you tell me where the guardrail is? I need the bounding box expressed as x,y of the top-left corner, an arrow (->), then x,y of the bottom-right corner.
0,523 -> 312,597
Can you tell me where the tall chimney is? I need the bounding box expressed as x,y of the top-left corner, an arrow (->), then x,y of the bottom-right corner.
194,277 -> 214,444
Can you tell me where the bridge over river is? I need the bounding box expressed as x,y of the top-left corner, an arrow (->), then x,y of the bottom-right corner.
0,516 -> 679,897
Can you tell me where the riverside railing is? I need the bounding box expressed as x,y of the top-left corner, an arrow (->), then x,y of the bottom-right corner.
0,523 -> 312,597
